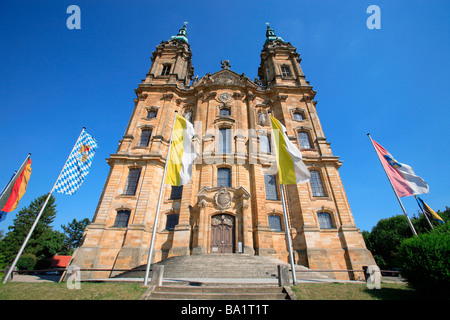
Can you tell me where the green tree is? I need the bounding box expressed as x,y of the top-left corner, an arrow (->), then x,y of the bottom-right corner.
0,194 -> 65,269
364,215 -> 417,269
364,206 -> 450,270
61,218 -> 90,254
399,223 -> 450,298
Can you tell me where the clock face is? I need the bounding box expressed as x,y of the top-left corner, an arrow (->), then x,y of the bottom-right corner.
219,92 -> 231,103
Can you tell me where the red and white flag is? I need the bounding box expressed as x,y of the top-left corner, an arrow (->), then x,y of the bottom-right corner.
371,139 -> 429,197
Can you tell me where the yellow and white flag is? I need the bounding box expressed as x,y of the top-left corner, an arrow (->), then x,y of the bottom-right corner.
270,116 -> 310,185
165,114 -> 197,186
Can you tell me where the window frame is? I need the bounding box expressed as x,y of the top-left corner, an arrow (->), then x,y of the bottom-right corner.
169,185 -> 183,200
123,168 -> 141,196
317,212 -> 334,229
138,128 -> 152,147
281,65 -> 292,77
218,128 -> 231,154
219,107 -> 231,117
217,167 -> 231,188
309,170 -> 326,197
298,131 -> 312,149
264,174 -> 279,201
165,213 -> 179,231
161,64 -> 171,76
113,210 -> 131,228
268,214 -> 283,231
259,135 -> 271,154
147,109 -> 158,119
293,111 -> 304,121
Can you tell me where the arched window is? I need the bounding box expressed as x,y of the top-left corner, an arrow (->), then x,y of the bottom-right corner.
318,212 -> 333,229
113,210 -> 130,228
268,214 -> 282,231
165,214 -> 179,231
298,131 -> 311,149
217,167 -> 231,187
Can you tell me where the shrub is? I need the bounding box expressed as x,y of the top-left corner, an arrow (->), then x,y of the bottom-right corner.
16,253 -> 37,270
398,224 -> 450,298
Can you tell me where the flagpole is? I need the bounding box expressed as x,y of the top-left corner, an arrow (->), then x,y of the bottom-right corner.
2,129 -> 85,284
144,112 -> 178,286
414,195 -> 434,229
367,133 -> 417,236
279,183 -> 297,285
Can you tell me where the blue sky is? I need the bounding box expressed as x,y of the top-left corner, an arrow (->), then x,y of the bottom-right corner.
1,0 -> 449,235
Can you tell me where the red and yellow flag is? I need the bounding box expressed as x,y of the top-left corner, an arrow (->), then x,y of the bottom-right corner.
0,156 -> 32,213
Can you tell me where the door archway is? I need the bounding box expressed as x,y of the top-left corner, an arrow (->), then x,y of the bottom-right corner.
210,214 -> 235,253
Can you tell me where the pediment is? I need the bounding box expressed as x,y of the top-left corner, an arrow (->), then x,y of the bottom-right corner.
195,69 -> 257,88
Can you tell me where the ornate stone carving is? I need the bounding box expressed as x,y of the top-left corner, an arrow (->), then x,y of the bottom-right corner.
213,72 -> 238,86
211,214 -> 234,226
218,92 -> 231,103
214,186 -> 232,211
136,92 -> 148,101
161,93 -> 174,101
257,111 -> 269,126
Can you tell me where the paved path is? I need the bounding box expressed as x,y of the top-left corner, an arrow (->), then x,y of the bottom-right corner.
9,274 -> 366,285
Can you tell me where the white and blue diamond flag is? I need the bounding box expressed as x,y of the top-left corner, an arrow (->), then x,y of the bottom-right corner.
54,129 -> 98,195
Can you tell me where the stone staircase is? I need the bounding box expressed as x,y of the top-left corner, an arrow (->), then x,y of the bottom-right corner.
115,254 -> 331,281
142,284 -> 292,300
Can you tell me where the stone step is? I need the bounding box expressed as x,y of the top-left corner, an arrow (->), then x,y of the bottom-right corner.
115,254 -> 331,280
145,285 -> 290,300
153,285 -> 282,294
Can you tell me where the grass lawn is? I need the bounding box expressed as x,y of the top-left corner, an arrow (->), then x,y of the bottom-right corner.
0,282 -> 148,300
0,281 -> 420,300
292,282 -> 420,300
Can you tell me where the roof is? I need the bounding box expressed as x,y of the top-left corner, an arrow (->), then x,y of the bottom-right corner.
50,255 -> 72,268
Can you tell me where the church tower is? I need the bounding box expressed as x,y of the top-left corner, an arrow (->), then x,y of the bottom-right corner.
70,24 -> 375,280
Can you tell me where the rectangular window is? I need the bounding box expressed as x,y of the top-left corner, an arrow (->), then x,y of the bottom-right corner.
219,108 -> 231,117
147,110 -> 157,119
293,112 -> 303,121
269,215 -> 282,231
281,66 -> 292,77
310,170 -> 326,197
218,128 -> 231,154
217,168 -> 231,187
139,129 -> 152,147
259,135 -> 271,154
170,186 -> 183,200
113,210 -> 130,228
318,212 -> 333,229
165,214 -> 179,231
298,131 -> 311,149
264,174 -> 279,200
161,65 -> 171,76
123,168 -> 141,195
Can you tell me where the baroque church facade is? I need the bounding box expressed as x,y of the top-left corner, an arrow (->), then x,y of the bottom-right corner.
70,24 -> 376,280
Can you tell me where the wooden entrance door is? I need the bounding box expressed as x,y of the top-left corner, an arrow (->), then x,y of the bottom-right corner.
211,214 -> 234,253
